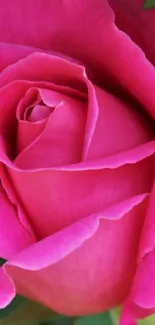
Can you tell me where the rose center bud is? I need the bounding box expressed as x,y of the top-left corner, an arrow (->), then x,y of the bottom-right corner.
16,87 -> 55,155
25,104 -> 54,122
15,86 -> 87,166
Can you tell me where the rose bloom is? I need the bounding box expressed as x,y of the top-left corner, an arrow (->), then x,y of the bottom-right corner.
0,0 -> 155,324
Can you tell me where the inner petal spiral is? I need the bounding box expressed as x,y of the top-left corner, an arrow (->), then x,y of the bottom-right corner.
15,86 -> 87,166
26,104 -> 53,122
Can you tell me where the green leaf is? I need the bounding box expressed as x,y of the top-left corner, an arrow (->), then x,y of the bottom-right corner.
51,317 -> 76,325
110,307 -> 121,325
74,312 -> 113,325
144,0 -> 155,9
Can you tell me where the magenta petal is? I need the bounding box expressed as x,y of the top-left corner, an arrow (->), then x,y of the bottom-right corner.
1,1 -> 155,119
8,153 -> 154,238
0,43 -> 42,72
120,250 -> 155,324
16,87 -> 49,154
131,250 -> 155,310
120,302 -> 137,325
0,80 -> 49,144
0,267 -> 15,308
0,53 -> 99,161
120,184 -> 155,324
87,86 -> 155,160
109,0 -> 155,66
1,0 -> 154,121
0,184 -> 35,260
59,141 -> 155,171
0,154 -> 37,240
27,105 -> 51,122
0,0 -> 63,48
0,136 -> 152,239
15,88 -> 87,167
0,82 -> 32,140
1,194 -> 148,314
0,53 -> 86,90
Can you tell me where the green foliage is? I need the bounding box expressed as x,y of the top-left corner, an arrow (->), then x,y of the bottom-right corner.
51,317 -> 75,325
74,312 -> 113,325
144,0 -> 155,9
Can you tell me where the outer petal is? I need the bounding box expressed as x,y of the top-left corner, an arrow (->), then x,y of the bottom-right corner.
120,184 -> 155,325
0,267 -> 15,308
0,43 -> 42,72
0,194 -> 148,314
0,53 -> 86,91
3,141 -> 155,239
109,0 -> 155,65
0,82 -> 33,141
0,1 -> 62,49
0,1 -> 155,120
0,184 -> 35,260
87,86 -> 155,160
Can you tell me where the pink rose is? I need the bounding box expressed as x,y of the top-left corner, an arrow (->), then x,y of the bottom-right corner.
0,1 -> 155,324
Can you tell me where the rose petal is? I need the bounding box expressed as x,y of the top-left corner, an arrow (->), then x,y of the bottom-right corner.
0,80 -> 50,148
27,105 -> 51,122
15,87 -> 87,167
109,0 -> 155,66
0,43 -> 42,72
0,1 -> 155,120
0,267 -> 15,308
0,161 -> 36,238
87,86 -> 155,160
0,82 -> 31,141
7,147 -> 155,239
0,80 -> 52,159
0,1 -> 63,49
2,53 -> 154,167
0,53 -> 99,160
136,183 -> 155,264
0,132 -> 154,239
59,141 -> 155,171
120,183 -> 155,324
16,87 -> 42,121
0,194 -> 148,314
0,183 -> 35,260
16,88 -> 49,154
0,53 -> 86,91
120,302 -> 137,325
0,79 -> 85,157
120,251 -> 155,325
